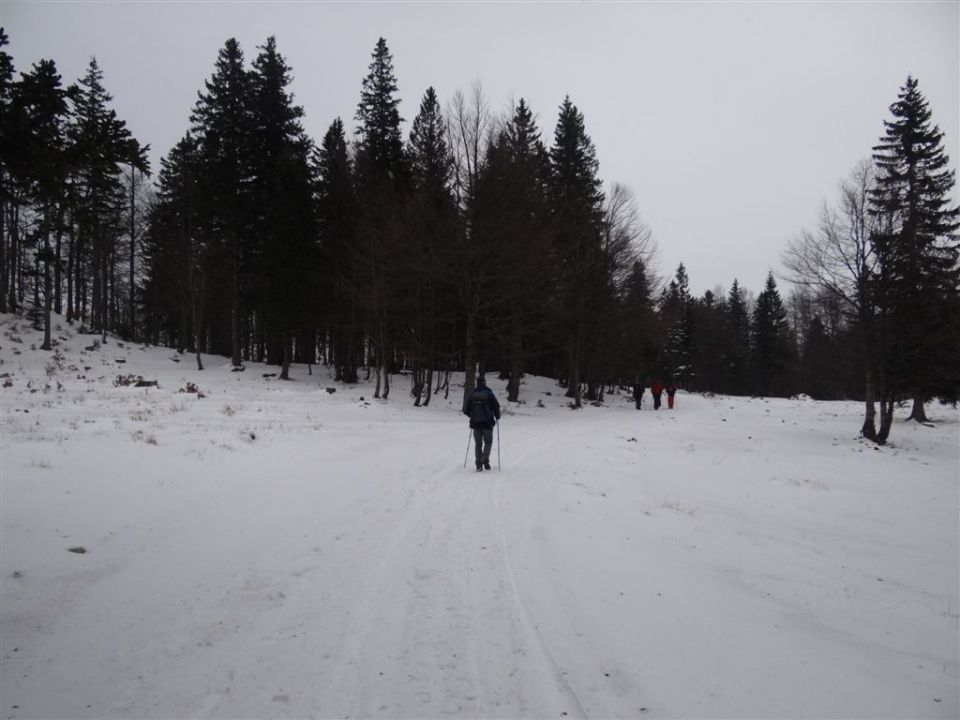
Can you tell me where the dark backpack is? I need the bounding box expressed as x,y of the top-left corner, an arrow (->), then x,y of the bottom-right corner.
468,389 -> 493,424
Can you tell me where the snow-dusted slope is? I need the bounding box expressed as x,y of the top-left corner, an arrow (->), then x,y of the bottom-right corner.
2,313 -> 957,719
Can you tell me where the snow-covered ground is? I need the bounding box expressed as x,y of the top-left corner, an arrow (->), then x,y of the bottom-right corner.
1,312 -> 958,720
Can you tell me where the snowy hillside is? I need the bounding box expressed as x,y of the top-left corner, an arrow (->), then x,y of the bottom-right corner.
1,312 -> 958,719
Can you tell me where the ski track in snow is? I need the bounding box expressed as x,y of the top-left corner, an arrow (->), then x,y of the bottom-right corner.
319,419 -> 597,719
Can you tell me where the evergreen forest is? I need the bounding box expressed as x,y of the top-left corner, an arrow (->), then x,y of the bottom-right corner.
1,31 -> 957,444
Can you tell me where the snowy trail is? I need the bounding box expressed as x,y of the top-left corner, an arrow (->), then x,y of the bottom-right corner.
313,415 -> 601,719
2,317 -> 958,719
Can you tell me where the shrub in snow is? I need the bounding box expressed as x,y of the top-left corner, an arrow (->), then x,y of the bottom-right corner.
179,382 -> 204,397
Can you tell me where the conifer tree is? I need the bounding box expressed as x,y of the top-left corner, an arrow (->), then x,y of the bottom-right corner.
316,117 -> 360,383
473,98 -> 551,401
751,272 -> 796,397
404,86 -> 457,405
353,37 -> 408,399
247,36 -> 317,379
619,257 -> 657,386
691,288 -> 729,392
191,38 -> 253,367
800,315 -> 837,400
869,76 -> 960,434
548,96 -> 605,407
355,37 -> 407,192
68,57 -> 146,336
0,28 -> 17,313
14,59 -> 71,349
408,87 -> 452,197
501,99 -> 552,399
660,263 -> 695,386
142,133 -> 205,368
724,279 -> 752,395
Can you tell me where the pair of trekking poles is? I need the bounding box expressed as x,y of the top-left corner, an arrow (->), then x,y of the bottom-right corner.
462,421 -> 501,471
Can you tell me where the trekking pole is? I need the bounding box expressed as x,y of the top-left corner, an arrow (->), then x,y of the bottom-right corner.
497,419 -> 501,471
463,428 -> 472,468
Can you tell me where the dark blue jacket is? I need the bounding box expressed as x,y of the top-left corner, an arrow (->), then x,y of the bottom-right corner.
464,384 -> 501,429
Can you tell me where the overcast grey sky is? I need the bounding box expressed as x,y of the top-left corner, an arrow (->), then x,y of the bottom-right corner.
3,1 -> 958,295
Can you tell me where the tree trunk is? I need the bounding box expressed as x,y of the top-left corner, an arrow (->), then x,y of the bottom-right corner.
192,277 -> 204,372
32,251 -> 40,326
861,368 -> 878,441
423,367 -> 433,407
0,173 -> 7,314
877,393 -> 895,444
66,226 -> 75,323
108,241 -> 117,336
462,300 -> 478,411
128,164 -> 137,341
41,207 -> 53,351
411,365 -> 423,407
54,206 -> 66,315
907,396 -> 928,423
280,329 -> 291,380
381,342 -> 390,399
566,332 -> 582,408
7,200 -> 20,311
507,312 -> 522,403
230,246 -> 242,367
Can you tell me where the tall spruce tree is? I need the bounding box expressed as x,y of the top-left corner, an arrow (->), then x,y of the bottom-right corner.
722,279 -> 751,395
14,59 -> 71,349
405,86 -> 457,405
692,288 -> 729,392
191,38 -> 253,367
472,99 -> 551,401
247,36 -> 317,380
354,37 -> 408,399
501,100 -> 552,400
316,117 -> 360,383
355,37 -> 407,192
751,272 -> 796,397
620,258 -> 657,386
142,133 -> 206,368
548,96 -> 605,407
0,28 -> 17,313
68,57 -> 145,336
869,76 -> 960,436
660,263 -> 695,386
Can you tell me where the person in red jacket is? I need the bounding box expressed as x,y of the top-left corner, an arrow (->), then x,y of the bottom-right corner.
666,381 -> 677,409
651,380 -> 663,410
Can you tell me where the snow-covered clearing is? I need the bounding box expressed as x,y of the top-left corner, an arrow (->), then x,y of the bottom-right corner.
1,313 -> 958,719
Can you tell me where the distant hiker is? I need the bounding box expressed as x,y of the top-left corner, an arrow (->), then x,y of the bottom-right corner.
651,380 -> 664,410
666,381 -> 677,409
632,382 -> 644,410
464,375 -> 501,471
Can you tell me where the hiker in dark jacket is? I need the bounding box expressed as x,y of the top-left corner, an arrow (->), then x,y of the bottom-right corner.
632,382 -> 644,410
463,375 -> 501,471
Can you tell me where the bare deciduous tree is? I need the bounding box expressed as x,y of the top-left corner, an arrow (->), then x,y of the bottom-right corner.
782,160 -> 883,439
448,80 -> 491,213
447,80 -> 493,405
604,182 -> 656,292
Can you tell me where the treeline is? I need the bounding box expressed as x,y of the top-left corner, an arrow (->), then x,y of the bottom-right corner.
0,29 -> 149,353
2,31 -> 957,442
